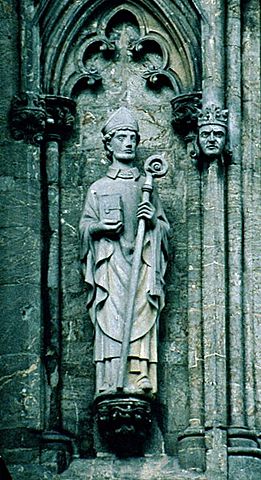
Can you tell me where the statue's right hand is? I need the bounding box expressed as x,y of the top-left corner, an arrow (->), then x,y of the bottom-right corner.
89,219 -> 124,238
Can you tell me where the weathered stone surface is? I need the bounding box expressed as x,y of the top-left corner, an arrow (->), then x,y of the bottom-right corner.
9,464 -> 54,480
58,457 -> 207,480
228,456 -> 261,480
1,0 -> 261,479
0,284 -> 41,356
0,353 -> 41,430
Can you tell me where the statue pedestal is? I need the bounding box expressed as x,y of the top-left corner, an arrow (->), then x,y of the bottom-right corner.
94,394 -> 152,456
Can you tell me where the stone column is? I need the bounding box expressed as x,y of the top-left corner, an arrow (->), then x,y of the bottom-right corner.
201,1 -> 228,478
228,2 -> 261,476
4,1 -> 45,464
19,0 -> 40,94
10,92 -> 76,472
201,153 -> 227,480
240,0 -> 261,457
225,1 -> 259,455
171,93 -> 205,472
225,0 -> 245,435
40,95 -> 76,472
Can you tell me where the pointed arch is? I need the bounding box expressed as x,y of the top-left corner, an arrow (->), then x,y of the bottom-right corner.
38,0 -> 201,95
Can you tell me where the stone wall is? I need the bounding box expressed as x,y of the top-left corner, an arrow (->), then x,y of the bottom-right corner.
0,1 -> 260,479
0,0 -> 42,467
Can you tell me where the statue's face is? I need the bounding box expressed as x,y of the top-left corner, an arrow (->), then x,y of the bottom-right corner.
108,129 -> 137,163
199,125 -> 226,158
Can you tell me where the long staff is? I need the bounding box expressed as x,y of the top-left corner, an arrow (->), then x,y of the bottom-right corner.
117,155 -> 168,390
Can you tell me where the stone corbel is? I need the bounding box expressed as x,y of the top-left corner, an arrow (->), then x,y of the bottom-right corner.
197,104 -> 228,163
171,92 -> 202,159
171,92 -> 202,137
10,92 -> 46,145
10,93 -> 76,144
171,95 -> 231,166
95,396 -> 152,456
45,95 -> 76,142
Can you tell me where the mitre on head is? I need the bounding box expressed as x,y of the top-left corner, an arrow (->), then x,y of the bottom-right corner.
102,107 -> 139,136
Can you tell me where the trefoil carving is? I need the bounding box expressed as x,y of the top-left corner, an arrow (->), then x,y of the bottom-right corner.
64,7 -> 181,96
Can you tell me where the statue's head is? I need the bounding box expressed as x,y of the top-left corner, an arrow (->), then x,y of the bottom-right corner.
198,105 -> 227,159
102,107 -> 140,162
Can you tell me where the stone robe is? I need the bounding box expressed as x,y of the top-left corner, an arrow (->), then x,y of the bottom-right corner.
79,165 -> 169,393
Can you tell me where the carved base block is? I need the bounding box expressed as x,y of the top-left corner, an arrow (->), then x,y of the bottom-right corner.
178,427 -> 206,472
228,427 -> 261,460
95,395 -> 152,455
228,426 -> 259,449
40,431 -> 73,474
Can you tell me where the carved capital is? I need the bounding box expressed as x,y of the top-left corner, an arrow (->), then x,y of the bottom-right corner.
45,95 -> 76,140
10,93 -> 76,144
41,431 -> 73,474
10,92 -> 46,144
178,427 -> 206,472
171,92 -> 202,138
95,396 -> 152,454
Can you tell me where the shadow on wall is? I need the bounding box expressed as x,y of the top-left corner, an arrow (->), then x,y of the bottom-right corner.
0,456 -> 12,480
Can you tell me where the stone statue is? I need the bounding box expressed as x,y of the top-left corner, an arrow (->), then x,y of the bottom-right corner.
198,104 -> 228,159
79,107 -> 169,397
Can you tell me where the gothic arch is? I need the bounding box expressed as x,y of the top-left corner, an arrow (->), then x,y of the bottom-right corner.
37,0 -> 202,96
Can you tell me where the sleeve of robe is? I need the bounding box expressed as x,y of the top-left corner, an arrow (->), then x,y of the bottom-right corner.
79,186 -> 114,321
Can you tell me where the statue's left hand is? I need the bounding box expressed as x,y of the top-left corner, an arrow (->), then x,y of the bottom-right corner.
137,200 -> 156,228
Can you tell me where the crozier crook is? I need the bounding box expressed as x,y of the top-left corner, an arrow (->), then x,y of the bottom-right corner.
117,155 -> 168,390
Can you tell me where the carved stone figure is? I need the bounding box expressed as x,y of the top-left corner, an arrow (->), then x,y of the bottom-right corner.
198,104 -> 228,159
79,107 -> 169,397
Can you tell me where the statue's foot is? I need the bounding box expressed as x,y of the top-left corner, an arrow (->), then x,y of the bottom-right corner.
124,375 -> 153,394
98,383 -> 112,393
136,375 -> 152,392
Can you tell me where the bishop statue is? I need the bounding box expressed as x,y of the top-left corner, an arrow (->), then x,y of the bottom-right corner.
79,107 -> 169,396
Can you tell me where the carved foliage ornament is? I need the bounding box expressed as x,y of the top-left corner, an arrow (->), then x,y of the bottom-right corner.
10,93 -> 46,144
10,93 -> 76,144
96,397 -> 152,454
45,95 -> 76,139
171,92 -> 202,138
